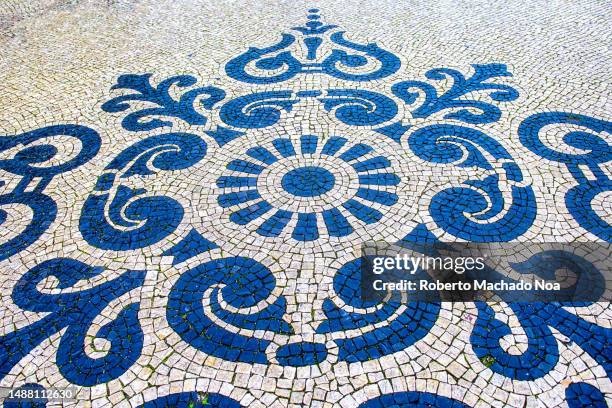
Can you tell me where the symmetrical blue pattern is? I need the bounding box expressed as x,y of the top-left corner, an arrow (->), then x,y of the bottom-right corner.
0,8 -> 610,407
217,88 -> 398,130
225,9 -> 400,83
217,135 -> 399,240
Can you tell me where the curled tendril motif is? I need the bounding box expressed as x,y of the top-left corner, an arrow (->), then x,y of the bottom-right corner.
409,124 -> 536,241
79,132 -> 207,250
468,250 -> 609,380
167,256 -> 293,364
393,63 -> 519,124
319,89 -> 398,126
219,90 -> 301,129
0,124 -> 100,178
519,112 -> 612,241
0,124 -> 100,261
102,73 -> 225,131
0,258 -> 145,386
317,257 -> 440,362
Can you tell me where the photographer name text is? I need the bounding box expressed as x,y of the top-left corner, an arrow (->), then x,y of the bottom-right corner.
372,279 -> 561,291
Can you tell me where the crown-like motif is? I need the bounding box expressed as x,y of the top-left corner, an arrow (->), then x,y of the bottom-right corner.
225,9 -> 401,84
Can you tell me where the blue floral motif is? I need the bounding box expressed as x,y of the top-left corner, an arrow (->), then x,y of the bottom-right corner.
0,258 -> 145,386
217,135 -> 399,241
166,256 -> 293,364
392,63 -> 519,124
102,73 -> 225,131
519,112 -> 612,241
0,125 -> 100,261
225,11 -> 400,84
80,132 -> 207,250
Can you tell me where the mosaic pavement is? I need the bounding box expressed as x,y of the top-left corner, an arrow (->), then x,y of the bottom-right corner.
0,0 -> 611,406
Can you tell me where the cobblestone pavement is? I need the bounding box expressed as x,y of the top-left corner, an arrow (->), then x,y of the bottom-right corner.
0,0 -> 611,406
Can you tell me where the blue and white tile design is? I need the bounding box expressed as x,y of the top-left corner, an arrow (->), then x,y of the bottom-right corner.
217,135 -> 399,240
0,1 -> 611,407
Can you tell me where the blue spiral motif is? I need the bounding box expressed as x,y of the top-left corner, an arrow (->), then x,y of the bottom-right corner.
318,257 -> 440,362
519,112 -> 611,166
0,124 -> 101,178
0,258 -> 145,386
519,111 -> 612,241
410,124 -> 536,241
217,135 -> 399,241
80,132 -> 207,250
319,31 -> 401,82
471,302 -> 559,380
0,124 -> 101,261
429,175 -> 536,242
167,256 -> 292,364
219,90 -> 300,129
319,89 -> 398,126
225,34 -> 303,84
